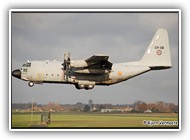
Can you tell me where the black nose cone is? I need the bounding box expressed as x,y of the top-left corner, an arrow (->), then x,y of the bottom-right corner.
12,69 -> 21,79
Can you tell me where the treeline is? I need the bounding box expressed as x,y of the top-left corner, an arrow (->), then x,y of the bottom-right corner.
131,100 -> 178,113
12,100 -> 178,113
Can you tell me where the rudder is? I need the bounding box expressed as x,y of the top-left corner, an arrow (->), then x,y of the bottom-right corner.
140,28 -> 172,69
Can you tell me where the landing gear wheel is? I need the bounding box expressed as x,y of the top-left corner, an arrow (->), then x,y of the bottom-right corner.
75,84 -> 94,90
75,84 -> 85,90
28,81 -> 34,87
85,85 -> 94,90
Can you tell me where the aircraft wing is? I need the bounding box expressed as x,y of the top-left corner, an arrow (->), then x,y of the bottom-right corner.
85,54 -> 113,70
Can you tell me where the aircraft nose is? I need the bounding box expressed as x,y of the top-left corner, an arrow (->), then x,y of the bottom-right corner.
12,69 -> 21,79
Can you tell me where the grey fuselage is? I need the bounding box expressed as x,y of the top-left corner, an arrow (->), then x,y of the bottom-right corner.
19,60 -> 150,86
12,29 -> 172,89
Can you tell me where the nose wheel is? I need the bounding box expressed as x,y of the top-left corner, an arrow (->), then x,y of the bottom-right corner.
28,81 -> 34,87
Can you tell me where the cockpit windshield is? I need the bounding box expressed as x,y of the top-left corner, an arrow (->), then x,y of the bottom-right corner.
22,63 -> 31,67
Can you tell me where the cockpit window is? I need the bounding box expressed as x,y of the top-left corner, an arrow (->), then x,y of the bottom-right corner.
22,63 -> 31,67
23,68 -> 27,72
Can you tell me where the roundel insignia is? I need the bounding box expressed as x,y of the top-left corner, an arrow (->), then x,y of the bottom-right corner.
156,50 -> 162,55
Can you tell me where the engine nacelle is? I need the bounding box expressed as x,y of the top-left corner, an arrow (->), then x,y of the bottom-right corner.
70,60 -> 88,68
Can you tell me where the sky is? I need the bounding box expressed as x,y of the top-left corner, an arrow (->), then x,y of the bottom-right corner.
11,10 -> 179,105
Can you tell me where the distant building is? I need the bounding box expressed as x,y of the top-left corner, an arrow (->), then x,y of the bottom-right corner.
92,107 -> 97,112
89,99 -> 94,111
101,109 -> 114,113
144,109 -> 152,113
124,107 -> 132,112
101,108 -> 131,113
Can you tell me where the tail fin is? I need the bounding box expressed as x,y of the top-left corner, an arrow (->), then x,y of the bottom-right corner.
140,28 -> 172,69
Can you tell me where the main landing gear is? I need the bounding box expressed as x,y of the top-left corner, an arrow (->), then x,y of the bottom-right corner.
75,84 -> 94,90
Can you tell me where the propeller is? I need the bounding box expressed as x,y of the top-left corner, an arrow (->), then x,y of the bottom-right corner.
63,52 -> 70,70
62,52 -> 71,81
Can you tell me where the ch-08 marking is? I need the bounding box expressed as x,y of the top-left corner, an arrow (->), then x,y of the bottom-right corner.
155,46 -> 164,55
155,46 -> 164,49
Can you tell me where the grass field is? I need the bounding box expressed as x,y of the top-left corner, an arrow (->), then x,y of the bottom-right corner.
11,112 -> 179,128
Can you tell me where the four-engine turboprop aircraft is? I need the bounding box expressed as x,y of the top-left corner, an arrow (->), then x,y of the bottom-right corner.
12,28 -> 172,90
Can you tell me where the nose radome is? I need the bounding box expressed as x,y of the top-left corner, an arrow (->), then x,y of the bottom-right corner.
12,69 -> 21,79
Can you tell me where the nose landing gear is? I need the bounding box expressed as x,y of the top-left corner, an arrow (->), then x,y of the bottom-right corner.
28,81 -> 34,87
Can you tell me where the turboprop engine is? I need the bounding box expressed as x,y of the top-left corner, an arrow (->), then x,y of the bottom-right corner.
70,60 -> 88,68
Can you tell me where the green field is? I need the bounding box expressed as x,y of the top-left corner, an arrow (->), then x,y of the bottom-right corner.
11,112 -> 179,128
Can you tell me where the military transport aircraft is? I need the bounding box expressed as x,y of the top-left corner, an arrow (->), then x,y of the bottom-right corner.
12,28 -> 172,90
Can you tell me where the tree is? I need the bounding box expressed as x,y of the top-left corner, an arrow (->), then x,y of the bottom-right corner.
136,103 -> 148,112
83,105 -> 90,112
132,100 -> 145,107
97,104 -> 105,112
147,103 -> 158,113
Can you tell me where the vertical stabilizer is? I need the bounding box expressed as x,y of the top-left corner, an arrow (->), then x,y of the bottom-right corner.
140,28 -> 172,69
